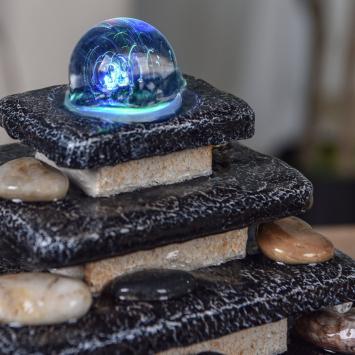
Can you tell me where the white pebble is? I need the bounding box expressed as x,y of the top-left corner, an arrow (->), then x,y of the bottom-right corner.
0,157 -> 69,202
0,273 -> 92,325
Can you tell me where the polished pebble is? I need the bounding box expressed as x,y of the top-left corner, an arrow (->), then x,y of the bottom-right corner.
256,216 -> 334,264
0,157 -> 69,202
0,273 -> 92,325
104,269 -> 196,301
296,309 -> 355,354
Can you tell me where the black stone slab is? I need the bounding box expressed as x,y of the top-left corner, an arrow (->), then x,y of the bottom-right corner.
0,75 -> 255,169
0,252 -> 353,354
0,143 -> 312,269
286,333 -> 344,355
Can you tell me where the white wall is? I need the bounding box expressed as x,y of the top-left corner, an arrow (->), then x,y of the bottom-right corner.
0,0 -> 132,144
134,0 -> 312,153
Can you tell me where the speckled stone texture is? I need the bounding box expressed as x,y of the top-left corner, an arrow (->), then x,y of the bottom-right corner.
0,252 -> 352,354
0,75 -> 255,169
0,143 -> 312,269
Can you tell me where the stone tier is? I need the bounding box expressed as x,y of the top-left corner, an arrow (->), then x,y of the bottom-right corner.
0,75 -> 255,169
0,251 -> 352,354
286,332 -> 347,355
0,142 -> 312,269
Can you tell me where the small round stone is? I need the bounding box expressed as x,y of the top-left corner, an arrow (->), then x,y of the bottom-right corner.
104,269 -> 196,301
295,309 -> 355,354
0,157 -> 69,202
256,217 -> 334,264
0,273 -> 92,325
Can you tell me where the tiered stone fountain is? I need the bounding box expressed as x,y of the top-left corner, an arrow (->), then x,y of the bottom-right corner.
0,18 -> 353,354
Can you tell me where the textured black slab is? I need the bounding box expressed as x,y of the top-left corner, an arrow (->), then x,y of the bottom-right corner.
286,333 -> 344,355
0,143 -> 312,269
0,252 -> 353,354
0,75 -> 255,169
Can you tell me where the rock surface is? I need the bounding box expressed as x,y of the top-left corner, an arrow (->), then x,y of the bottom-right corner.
85,228 -> 248,292
295,309 -> 355,354
0,251 -> 352,354
286,333 -> 339,355
0,75 -> 255,169
0,273 -> 92,325
37,145 -> 212,197
158,319 -> 287,355
0,143 -> 312,269
0,158 -> 69,202
257,217 -> 334,264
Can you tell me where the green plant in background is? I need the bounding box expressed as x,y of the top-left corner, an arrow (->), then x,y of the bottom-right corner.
300,0 -> 355,179
311,141 -> 338,178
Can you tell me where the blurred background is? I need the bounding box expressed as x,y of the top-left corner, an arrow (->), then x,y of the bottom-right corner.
0,0 -> 354,250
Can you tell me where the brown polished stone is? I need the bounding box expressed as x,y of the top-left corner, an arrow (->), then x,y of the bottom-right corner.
256,216 -> 334,264
295,309 -> 355,354
0,157 -> 69,202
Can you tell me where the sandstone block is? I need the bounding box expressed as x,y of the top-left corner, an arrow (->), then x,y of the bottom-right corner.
37,146 -> 212,197
85,228 -> 247,292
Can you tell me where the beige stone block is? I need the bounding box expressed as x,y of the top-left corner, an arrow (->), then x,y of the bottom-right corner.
85,228 -> 248,292
158,319 -> 288,355
36,146 -> 212,197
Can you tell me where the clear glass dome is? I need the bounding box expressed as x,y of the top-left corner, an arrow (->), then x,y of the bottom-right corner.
65,18 -> 185,123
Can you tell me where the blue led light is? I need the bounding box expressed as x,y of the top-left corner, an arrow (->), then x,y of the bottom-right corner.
65,18 -> 185,123
95,54 -> 130,92
64,92 -> 182,123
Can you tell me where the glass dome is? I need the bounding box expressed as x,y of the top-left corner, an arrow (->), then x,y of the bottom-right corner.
65,18 -> 185,123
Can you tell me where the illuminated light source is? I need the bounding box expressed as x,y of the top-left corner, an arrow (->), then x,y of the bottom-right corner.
95,54 -> 130,92
65,17 -> 185,123
64,92 -> 182,123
